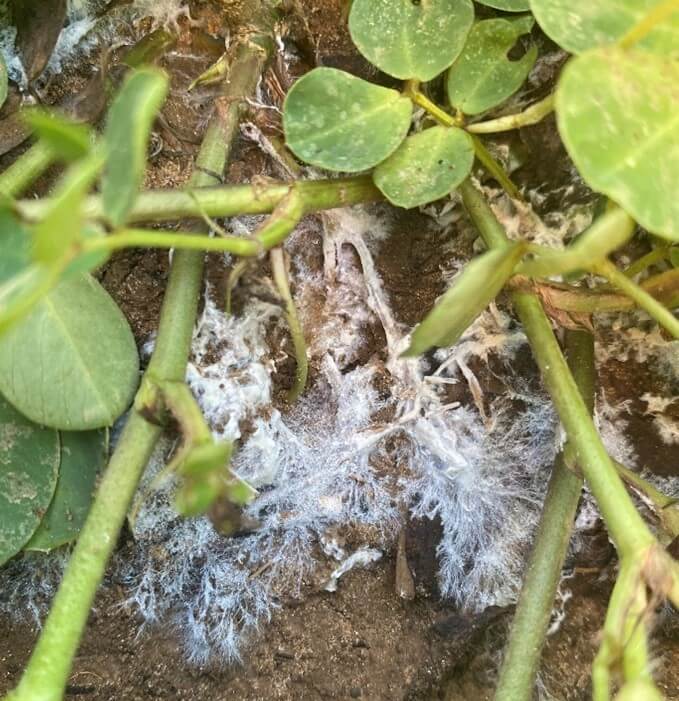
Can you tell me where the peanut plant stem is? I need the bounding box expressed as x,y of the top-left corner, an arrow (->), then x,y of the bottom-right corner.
271,246 -> 308,402
0,141 -> 54,197
594,259 -> 679,339
460,178 -> 655,556
494,330 -> 593,701
17,176 -> 382,225
466,94 -> 555,134
4,11 -> 278,701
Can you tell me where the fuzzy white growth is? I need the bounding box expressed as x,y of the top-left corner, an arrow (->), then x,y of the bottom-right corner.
323,548 -> 382,592
0,551 -> 69,626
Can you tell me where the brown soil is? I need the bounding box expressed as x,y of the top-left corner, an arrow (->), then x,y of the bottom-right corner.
1,2 -> 679,701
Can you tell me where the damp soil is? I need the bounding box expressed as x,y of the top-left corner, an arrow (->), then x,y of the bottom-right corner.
2,1 -> 679,700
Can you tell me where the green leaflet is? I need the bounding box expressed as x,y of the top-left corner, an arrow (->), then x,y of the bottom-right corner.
0,273 -> 140,430
447,17 -> 537,116
529,0 -> 679,55
403,243 -> 526,356
519,207 -> 636,277
26,429 -> 107,551
373,126 -> 474,208
556,48 -> 679,241
24,109 -> 94,162
283,67 -> 412,172
0,394 -> 59,566
349,0 -> 474,81
102,68 -> 169,226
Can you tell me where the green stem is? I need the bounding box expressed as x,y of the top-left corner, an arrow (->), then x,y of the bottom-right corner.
494,330 -> 593,701
270,246 -> 308,402
4,11 -> 278,701
405,83 -> 463,128
0,141 -> 55,198
460,178 -> 655,557
593,259 -> 679,339
622,245 -> 670,279
16,175 -> 381,225
469,135 -> 522,200
528,267 -> 679,314
466,94 -> 555,134
618,0 -> 679,49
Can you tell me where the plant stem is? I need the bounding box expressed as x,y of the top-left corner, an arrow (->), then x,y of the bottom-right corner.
618,0 -> 679,49
494,330 -> 593,701
17,175 -> 382,224
460,179 -> 655,556
270,246 -> 308,402
593,259 -> 679,339
528,268 -> 679,314
3,11 -> 278,701
466,94 -> 555,134
405,83 -> 463,128
469,135 -> 522,200
622,245 -> 670,278
0,141 -> 54,198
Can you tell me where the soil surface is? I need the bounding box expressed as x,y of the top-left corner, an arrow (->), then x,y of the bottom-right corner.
1,2 -> 679,700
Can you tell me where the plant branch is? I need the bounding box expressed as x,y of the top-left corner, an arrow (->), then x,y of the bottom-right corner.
593,259 -> 679,339
3,9 -> 278,700
466,94 -> 555,134
460,178 -> 655,556
271,246 -> 308,402
16,176 -> 382,225
469,135 -> 522,200
622,245 -> 670,278
527,268 -> 679,314
0,141 -> 55,198
494,330 -> 593,701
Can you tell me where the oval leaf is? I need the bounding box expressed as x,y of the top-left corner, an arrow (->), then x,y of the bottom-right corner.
0,273 -> 140,429
447,17 -> 537,116
373,126 -> 474,208
556,48 -> 679,241
475,0 -> 530,10
102,68 -> 169,227
349,0 -> 474,81
283,67 -> 412,172
403,243 -> 526,356
529,0 -> 679,55
26,429 -> 107,551
0,394 -> 59,566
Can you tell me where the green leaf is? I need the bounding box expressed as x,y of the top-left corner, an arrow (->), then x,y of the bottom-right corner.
447,17 -> 537,115
283,67 -> 412,172
373,126 -> 474,208
349,0 -> 474,81
0,52 -> 7,110
529,0 -> 679,55
670,247 -> 679,267
475,0 -> 531,10
0,207 -> 31,283
26,429 -> 107,551
0,273 -> 140,430
0,394 -> 59,566
556,48 -> 679,242
403,243 -> 526,356
31,150 -> 105,264
24,109 -> 94,162
102,68 -> 169,227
